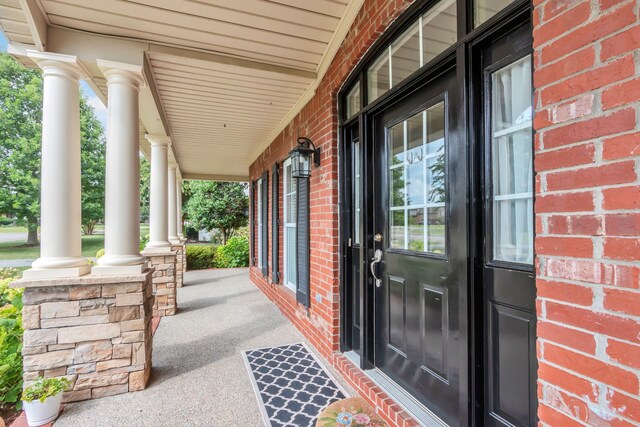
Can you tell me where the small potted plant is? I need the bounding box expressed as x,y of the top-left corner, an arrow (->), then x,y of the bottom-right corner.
22,377 -> 70,426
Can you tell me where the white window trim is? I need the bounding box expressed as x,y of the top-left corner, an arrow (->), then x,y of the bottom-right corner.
257,178 -> 263,268
283,158 -> 297,292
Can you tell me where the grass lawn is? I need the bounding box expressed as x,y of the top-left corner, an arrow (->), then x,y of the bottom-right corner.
187,242 -> 218,247
0,234 -> 104,260
0,224 -> 150,260
0,226 -> 30,233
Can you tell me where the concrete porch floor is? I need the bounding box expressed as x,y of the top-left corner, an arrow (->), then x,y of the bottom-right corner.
54,268 -> 353,426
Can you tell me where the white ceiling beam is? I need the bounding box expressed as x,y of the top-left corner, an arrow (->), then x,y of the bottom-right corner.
148,44 -> 316,80
41,28 -> 181,172
17,0 -> 47,51
182,173 -> 249,182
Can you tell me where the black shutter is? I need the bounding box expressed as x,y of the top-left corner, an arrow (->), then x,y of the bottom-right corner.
250,180 -> 256,266
260,171 -> 268,277
296,178 -> 310,307
271,163 -> 280,284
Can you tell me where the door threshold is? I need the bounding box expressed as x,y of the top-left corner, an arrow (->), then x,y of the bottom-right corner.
343,351 -> 449,427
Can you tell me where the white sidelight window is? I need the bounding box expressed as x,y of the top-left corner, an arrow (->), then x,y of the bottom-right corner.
283,158 -> 297,291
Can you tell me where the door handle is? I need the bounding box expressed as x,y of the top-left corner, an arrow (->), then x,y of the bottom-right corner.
370,249 -> 383,288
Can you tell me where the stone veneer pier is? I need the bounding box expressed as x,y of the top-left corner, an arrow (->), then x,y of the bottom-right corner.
13,271 -> 154,403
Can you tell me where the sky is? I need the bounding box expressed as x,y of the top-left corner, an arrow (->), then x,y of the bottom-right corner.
0,29 -> 108,130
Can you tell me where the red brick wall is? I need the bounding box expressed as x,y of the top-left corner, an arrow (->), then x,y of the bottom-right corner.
533,0 -> 640,424
250,0 -> 640,425
249,0 -> 415,361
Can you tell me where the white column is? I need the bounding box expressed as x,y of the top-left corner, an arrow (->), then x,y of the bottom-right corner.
94,61 -> 147,275
168,166 -> 179,243
177,178 -> 184,239
24,52 -> 90,279
145,135 -> 171,249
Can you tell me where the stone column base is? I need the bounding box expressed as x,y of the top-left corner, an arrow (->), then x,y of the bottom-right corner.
171,241 -> 186,288
12,271 -> 154,403
142,248 -> 177,316
182,242 -> 187,274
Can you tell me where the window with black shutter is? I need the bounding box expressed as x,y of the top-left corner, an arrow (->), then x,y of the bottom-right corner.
283,158 -> 297,292
250,180 -> 256,266
271,163 -> 280,284
260,171 -> 268,277
295,177 -> 310,307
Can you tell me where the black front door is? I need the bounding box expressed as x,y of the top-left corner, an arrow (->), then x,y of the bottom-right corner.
371,67 -> 468,426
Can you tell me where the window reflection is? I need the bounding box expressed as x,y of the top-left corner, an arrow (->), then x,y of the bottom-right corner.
388,102 -> 446,254
367,0 -> 457,103
345,83 -> 361,119
475,0 -> 515,27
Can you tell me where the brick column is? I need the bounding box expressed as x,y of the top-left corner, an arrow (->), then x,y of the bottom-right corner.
13,271 -> 154,402
142,249 -> 177,316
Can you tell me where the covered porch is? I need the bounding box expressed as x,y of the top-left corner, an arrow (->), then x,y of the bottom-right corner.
2,0 -> 364,420
52,268 -> 353,426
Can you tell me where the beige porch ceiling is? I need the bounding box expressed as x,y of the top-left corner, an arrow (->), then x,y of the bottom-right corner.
1,0 -> 364,180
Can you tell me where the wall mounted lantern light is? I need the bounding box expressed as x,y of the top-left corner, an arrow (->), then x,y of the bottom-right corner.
289,137 -> 321,178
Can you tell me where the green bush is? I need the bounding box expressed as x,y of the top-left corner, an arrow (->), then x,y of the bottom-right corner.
233,226 -> 249,240
185,226 -> 198,240
0,217 -> 14,226
186,245 -> 216,270
0,268 -> 23,410
216,237 -> 249,268
140,233 -> 150,251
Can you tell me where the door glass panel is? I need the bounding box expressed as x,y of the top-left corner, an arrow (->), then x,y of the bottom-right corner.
427,206 -> 446,253
475,0 -> 515,27
353,139 -> 361,244
491,56 -> 533,264
388,102 -> 447,254
390,210 -> 406,249
408,208 -> 425,251
345,82 -> 360,119
406,113 -> 424,206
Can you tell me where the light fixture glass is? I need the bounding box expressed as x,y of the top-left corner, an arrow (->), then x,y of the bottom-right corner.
289,137 -> 320,178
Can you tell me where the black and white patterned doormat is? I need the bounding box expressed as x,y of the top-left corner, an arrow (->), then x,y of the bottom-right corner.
242,342 -> 348,427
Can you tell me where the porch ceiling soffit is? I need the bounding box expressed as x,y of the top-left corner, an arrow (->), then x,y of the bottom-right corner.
0,0 -> 38,50
7,28 -> 179,168
1,0 -> 366,176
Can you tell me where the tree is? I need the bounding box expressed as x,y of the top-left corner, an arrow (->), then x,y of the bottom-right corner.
0,53 -> 106,242
0,54 -> 43,245
140,157 -> 150,222
80,97 -> 106,235
184,181 -> 248,244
